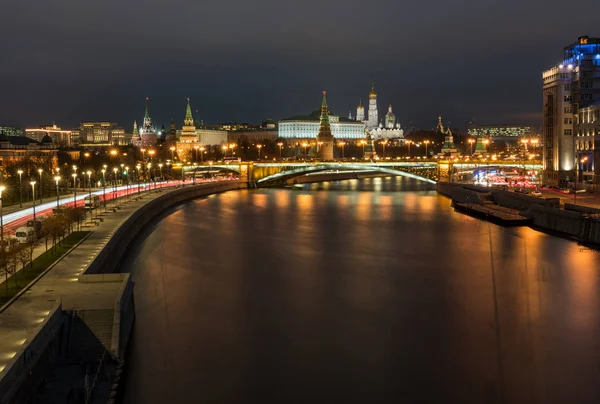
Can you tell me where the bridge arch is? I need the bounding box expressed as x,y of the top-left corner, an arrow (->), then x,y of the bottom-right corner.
255,163 -> 436,186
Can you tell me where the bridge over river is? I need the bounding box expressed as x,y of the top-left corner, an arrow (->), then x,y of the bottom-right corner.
182,160 -> 543,187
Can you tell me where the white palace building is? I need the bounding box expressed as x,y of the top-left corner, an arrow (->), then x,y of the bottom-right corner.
278,111 -> 364,140
279,85 -> 404,142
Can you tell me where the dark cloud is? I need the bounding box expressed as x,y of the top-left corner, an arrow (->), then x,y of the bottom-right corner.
1,0 -> 599,130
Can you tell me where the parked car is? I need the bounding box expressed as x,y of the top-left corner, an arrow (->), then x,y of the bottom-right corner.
514,188 -> 529,194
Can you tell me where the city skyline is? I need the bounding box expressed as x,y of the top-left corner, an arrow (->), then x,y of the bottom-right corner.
2,0 -> 599,129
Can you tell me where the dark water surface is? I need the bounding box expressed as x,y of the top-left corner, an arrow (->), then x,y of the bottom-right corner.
121,177 -> 600,403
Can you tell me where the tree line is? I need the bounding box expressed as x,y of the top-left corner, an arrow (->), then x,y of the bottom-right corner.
0,206 -> 87,291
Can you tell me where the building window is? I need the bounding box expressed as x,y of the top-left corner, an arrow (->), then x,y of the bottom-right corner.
564,84 -> 571,91
564,118 -> 572,124
564,95 -> 572,102
564,129 -> 572,136
564,106 -> 572,113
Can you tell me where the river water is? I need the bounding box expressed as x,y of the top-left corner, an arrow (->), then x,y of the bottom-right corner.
121,177 -> 600,404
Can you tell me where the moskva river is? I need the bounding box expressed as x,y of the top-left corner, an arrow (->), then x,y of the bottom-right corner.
121,177 -> 600,404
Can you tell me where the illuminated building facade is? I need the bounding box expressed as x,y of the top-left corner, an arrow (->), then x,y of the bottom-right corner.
577,101 -> 600,184
468,125 -> 535,139
543,35 -> 600,185
25,125 -> 72,146
0,125 -> 23,137
79,122 -> 126,146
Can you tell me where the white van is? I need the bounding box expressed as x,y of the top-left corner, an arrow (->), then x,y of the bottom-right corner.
84,195 -> 101,209
15,227 -> 35,244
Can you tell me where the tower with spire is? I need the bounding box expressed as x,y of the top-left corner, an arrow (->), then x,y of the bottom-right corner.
356,99 -> 365,122
438,115 -> 458,156
385,105 -> 396,129
316,91 -> 334,160
367,83 -> 378,129
180,98 -> 198,142
134,97 -> 158,147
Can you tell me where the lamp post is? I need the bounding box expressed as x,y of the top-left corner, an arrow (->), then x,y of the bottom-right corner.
86,171 -> 92,219
257,144 -> 263,160
468,138 -> 475,155
380,140 -> 388,159
113,168 -> 118,207
406,140 -> 412,158
575,157 -> 588,205
170,146 -> 175,162
17,170 -> 23,208
301,142 -> 309,160
360,140 -> 366,159
71,174 -> 77,207
125,166 -> 130,196
30,181 -> 37,240
158,163 -> 163,181
136,164 -> 141,195
101,169 -> 106,211
222,145 -> 228,159
424,140 -> 430,158
37,168 -> 43,203
338,141 -> 346,159
200,146 -> 205,163
277,142 -> 283,160
54,176 -> 60,208
0,186 -> 5,247
194,145 -> 199,163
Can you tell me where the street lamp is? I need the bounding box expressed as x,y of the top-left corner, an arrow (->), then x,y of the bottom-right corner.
71,174 -> 77,207
360,140 -> 367,158
194,144 -> 200,162
113,168 -> 118,206
380,139 -> 388,159
575,157 -> 588,205
101,169 -> 106,210
338,141 -> 346,159
301,142 -> 309,160
17,169 -> 23,208
468,138 -> 475,155
54,176 -> 60,208
406,140 -> 413,158
199,146 -> 205,163
0,185 -> 5,247
38,168 -> 43,203
257,144 -> 263,160
170,146 -> 175,162
30,181 -> 37,238
277,142 -> 283,160
423,140 -> 430,158
158,163 -> 163,180
86,171 -> 92,219
136,164 -> 142,194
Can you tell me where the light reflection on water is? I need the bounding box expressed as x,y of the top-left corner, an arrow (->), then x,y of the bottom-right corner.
122,176 -> 600,404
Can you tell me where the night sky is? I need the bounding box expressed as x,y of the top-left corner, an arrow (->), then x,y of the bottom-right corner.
1,0 -> 599,131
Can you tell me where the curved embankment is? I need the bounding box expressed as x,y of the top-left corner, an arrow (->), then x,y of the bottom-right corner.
0,181 -> 247,404
86,181 -> 247,275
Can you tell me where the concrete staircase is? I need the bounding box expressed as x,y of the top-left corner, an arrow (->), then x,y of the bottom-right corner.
67,309 -> 114,364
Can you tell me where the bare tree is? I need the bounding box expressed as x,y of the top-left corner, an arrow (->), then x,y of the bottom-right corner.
17,245 -> 30,276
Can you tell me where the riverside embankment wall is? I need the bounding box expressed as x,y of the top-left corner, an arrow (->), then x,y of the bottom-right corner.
438,182 -> 600,244
86,181 -> 247,275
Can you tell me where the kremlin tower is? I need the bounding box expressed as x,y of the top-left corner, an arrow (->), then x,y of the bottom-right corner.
385,105 -> 396,129
367,83 -> 378,129
316,91 -> 334,160
134,97 -> 158,147
180,98 -> 197,142
356,99 -> 365,122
